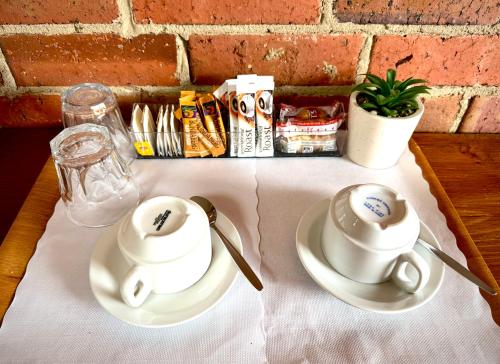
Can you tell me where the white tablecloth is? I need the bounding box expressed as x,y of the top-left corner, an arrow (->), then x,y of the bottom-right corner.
0,150 -> 499,363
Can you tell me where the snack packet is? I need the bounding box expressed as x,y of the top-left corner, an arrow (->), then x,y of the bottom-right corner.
180,99 -> 210,158
199,94 -> 227,148
276,102 -> 345,155
255,76 -> 274,157
196,119 -> 225,157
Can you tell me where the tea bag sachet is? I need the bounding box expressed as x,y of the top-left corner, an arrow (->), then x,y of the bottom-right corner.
156,105 -> 165,157
142,105 -> 157,156
170,106 -> 182,156
131,104 -> 154,156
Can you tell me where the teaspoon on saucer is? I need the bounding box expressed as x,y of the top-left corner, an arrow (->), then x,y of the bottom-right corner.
190,196 -> 263,291
417,239 -> 497,296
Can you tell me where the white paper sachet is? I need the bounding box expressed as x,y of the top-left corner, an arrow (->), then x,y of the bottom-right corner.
163,104 -> 172,157
227,80 -> 239,157
131,104 -> 145,143
156,105 -> 165,157
142,105 -> 157,156
170,105 -> 182,156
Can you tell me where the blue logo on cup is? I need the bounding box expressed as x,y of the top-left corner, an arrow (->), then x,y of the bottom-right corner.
363,197 -> 391,218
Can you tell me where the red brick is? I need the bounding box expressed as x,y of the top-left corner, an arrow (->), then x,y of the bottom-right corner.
0,94 -> 61,127
415,96 -> 462,132
133,0 -> 320,24
459,96 -> 500,133
369,35 -> 499,86
0,34 -> 178,86
0,0 -> 118,24
336,0 -> 499,25
189,35 -> 364,86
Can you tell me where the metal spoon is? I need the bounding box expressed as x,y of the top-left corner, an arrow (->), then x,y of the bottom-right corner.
190,196 -> 263,291
417,239 -> 497,296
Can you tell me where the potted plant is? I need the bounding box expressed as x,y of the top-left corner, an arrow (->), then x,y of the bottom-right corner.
347,69 -> 430,169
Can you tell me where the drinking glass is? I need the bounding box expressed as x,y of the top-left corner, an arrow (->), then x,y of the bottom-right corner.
50,123 -> 141,227
62,83 -> 135,165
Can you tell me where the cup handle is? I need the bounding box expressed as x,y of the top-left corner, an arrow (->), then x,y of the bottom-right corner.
120,266 -> 153,307
391,250 -> 430,293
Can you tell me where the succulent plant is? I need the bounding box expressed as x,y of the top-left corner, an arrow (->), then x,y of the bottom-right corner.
352,69 -> 430,118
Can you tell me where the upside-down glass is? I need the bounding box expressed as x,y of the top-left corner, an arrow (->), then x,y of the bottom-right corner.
62,83 -> 135,165
50,124 -> 141,227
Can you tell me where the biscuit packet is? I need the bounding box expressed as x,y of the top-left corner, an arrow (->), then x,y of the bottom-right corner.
275,102 -> 345,155
199,94 -> 227,148
180,99 -> 210,158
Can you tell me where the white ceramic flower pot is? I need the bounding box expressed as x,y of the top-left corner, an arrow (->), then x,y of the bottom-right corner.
346,92 -> 424,169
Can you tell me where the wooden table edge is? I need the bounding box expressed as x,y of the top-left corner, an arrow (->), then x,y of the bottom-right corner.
1,142 -> 499,326
409,139 -> 499,325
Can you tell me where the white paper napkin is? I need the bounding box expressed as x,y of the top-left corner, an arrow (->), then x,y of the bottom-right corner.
0,150 -> 499,363
0,159 -> 266,363
256,149 -> 500,363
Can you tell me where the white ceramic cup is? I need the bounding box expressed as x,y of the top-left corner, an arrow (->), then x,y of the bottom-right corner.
321,184 -> 430,293
117,196 -> 212,307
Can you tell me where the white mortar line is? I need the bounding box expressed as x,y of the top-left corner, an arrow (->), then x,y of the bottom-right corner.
449,93 -> 473,132
0,48 -> 16,88
0,24 -> 122,35
0,22 -> 498,37
116,0 -> 137,39
276,85 -> 352,96
2,85 -> 498,98
322,0 -> 336,25
175,35 -> 191,85
354,35 -> 373,84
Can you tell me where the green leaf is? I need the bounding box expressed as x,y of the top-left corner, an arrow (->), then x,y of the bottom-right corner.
376,94 -> 392,106
398,86 -> 430,99
359,102 -> 378,110
397,78 -> 428,91
386,69 -> 396,88
405,99 -> 419,109
351,83 -> 372,93
366,74 -> 391,95
359,90 -> 379,99
381,106 -> 397,117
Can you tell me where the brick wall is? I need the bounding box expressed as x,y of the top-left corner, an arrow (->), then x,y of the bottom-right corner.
0,0 -> 498,132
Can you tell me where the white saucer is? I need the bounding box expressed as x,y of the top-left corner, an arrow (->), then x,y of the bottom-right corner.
89,212 -> 242,327
296,199 -> 445,314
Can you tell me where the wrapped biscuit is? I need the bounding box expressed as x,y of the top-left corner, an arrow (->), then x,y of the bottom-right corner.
199,94 -> 227,148
276,102 -> 345,155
